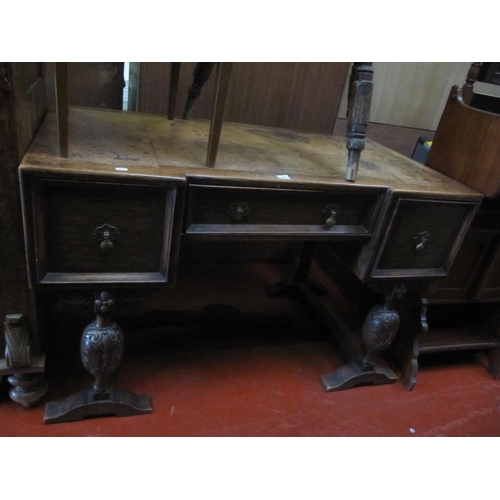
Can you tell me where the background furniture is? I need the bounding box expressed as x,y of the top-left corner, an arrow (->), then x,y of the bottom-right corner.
402,63 -> 500,388
0,63 -> 48,406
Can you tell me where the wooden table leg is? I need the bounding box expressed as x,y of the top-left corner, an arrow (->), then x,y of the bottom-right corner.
206,62 -> 233,168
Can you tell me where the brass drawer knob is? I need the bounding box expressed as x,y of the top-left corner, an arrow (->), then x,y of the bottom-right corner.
322,204 -> 340,229
94,223 -> 119,252
228,201 -> 250,221
414,231 -> 430,251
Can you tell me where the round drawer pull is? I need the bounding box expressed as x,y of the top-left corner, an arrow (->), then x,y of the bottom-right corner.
414,231 -> 430,251
94,223 -> 119,252
228,201 -> 250,221
322,204 -> 340,229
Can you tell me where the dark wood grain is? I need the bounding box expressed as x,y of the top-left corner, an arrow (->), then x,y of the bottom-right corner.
67,63 -> 125,110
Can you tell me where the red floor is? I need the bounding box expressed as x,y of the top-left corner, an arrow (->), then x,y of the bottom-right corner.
1,262 -> 500,437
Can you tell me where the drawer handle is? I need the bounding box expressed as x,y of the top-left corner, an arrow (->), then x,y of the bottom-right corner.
414,231 -> 430,251
322,204 -> 340,229
94,223 -> 119,252
228,201 -> 250,221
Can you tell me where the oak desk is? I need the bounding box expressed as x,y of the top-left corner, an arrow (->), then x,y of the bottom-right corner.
17,107 -> 482,422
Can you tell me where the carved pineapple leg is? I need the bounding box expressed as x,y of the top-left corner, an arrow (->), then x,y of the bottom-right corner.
44,291 -> 152,424
320,284 -> 406,391
0,314 -> 48,407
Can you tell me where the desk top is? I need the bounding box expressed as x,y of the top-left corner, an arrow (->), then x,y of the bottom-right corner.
21,107 -> 481,200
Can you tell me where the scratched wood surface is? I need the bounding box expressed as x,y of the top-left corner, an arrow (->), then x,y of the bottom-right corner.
22,107 -> 480,200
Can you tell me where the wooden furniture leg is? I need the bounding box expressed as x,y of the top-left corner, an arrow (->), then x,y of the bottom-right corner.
206,62 -> 233,168
0,314 -> 47,407
43,291 -> 152,424
266,243 -> 398,391
345,63 -> 373,182
55,62 -> 69,158
168,62 -> 181,120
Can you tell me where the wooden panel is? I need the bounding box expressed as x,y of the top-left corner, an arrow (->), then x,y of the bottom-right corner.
138,62 -> 350,133
372,198 -> 476,279
426,86 -> 500,198
185,184 -> 384,238
68,63 -> 125,110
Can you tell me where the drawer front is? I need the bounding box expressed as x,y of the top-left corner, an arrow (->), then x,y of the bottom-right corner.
185,184 -> 384,238
30,179 -> 178,286
372,198 -> 477,279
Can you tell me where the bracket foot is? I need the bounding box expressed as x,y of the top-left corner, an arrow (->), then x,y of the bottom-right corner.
44,387 -> 152,424
320,362 -> 397,392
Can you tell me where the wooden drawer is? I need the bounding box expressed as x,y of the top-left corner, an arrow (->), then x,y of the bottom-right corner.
185,184 -> 385,238
372,198 -> 478,279
25,179 -> 180,286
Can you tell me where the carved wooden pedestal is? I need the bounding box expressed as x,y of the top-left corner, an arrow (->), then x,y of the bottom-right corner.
320,285 -> 405,391
44,292 -> 152,424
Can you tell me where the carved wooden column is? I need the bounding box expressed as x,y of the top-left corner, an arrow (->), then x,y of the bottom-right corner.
345,63 -> 373,182
43,291 -> 152,424
0,314 -> 47,407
